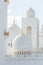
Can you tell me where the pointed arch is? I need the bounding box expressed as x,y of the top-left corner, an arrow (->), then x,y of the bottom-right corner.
27,26 -> 32,37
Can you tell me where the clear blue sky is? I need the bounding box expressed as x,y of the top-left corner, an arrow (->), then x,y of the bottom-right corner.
8,0 -> 43,29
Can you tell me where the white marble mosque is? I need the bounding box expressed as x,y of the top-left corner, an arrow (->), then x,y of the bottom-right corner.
1,0 -> 43,65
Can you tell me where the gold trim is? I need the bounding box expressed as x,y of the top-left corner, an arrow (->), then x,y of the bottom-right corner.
4,0 -> 9,3
4,31 -> 9,36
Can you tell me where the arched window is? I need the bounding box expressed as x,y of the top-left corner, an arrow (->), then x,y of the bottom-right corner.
27,26 -> 32,37
8,42 -> 12,47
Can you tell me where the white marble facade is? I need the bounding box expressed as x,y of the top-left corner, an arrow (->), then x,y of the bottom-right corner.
22,8 -> 39,49
0,0 -> 43,65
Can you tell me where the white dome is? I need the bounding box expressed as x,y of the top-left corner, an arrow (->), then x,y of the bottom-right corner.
6,24 -> 20,43
27,8 -> 35,17
13,34 -> 32,52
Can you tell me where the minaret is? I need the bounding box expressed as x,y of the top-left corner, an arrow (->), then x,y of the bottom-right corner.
0,0 -> 9,64
0,0 -> 9,37
22,8 -> 39,50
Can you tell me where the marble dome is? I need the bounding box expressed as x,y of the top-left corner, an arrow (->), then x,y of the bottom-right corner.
27,8 -> 35,17
13,34 -> 32,52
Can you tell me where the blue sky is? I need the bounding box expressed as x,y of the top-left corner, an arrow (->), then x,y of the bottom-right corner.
8,0 -> 43,29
